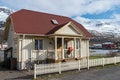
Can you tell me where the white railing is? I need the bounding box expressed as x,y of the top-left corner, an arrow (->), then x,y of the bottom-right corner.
34,56 -> 120,79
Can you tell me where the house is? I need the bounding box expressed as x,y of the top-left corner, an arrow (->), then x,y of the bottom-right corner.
102,42 -> 116,49
4,9 -> 92,70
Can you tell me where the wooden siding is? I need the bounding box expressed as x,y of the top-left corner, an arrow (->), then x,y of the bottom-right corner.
81,40 -> 89,57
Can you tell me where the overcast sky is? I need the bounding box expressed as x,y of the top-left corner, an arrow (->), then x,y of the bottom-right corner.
0,0 -> 120,20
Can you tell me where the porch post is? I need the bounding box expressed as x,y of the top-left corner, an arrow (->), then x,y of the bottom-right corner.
55,36 -> 58,60
74,38 -> 77,58
79,38 -> 81,57
62,37 -> 65,59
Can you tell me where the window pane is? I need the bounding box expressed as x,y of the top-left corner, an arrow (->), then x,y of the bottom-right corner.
39,40 -> 43,50
35,39 -> 43,50
35,40 -> 38,50
76,39 -> 79,49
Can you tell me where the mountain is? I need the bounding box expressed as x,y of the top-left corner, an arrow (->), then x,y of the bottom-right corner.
74,17 -> 120,43
74,17 -> 120,35
0,6 -> 13,29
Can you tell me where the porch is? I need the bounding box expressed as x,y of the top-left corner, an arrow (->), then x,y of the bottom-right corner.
31,36 -> 86,63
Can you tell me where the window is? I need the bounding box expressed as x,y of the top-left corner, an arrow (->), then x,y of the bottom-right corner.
35,39 -> 43,50
51,19 -> 58,24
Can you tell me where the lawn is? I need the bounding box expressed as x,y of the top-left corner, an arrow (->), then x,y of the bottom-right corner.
89,55 -> 104,59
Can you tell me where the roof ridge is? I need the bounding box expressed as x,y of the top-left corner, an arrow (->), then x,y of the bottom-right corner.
16,9 -> 70,19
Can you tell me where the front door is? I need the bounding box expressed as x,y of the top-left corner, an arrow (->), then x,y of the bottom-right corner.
57,38 -> 62,59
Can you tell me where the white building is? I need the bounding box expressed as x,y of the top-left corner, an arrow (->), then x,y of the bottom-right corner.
4,9 -> 92,70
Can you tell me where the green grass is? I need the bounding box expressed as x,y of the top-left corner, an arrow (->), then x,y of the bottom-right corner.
89,55 -> 104,59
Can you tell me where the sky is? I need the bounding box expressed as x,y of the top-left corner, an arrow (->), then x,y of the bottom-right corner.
0,0 -> 120,20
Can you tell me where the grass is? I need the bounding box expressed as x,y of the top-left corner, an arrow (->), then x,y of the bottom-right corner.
89,55 -> 104,59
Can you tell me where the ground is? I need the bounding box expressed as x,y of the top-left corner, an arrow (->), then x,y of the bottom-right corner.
0,66 -> 33,80
0,64 -> 120,80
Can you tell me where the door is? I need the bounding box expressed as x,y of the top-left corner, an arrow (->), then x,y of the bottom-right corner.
57,38 -> 62,59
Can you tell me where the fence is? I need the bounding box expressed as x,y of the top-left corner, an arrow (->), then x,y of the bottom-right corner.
34,56 -> 120,79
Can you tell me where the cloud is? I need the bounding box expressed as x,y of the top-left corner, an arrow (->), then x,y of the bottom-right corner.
0,11 -> 8,21
111,14 -> 120,20
1,0 -> 120,17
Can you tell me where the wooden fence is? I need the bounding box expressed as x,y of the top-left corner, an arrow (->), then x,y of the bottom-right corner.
34,56 -> 120,79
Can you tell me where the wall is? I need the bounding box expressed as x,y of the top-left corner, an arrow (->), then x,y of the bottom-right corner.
81,39 -> 89,57
18,37 -> 51,64
7,23 -> 18,59
7,23 -> 14,48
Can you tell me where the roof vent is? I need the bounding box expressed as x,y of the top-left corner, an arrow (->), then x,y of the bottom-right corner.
51,19 -> 58,25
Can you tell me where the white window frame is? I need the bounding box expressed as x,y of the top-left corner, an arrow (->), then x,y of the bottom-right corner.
35,39 -> 43,50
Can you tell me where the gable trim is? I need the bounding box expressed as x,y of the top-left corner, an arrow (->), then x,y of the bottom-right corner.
54,22 -> 83,36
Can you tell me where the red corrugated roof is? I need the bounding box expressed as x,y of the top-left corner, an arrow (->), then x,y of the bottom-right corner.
10,9 -> 92,37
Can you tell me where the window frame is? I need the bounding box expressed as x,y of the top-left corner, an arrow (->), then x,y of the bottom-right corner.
34,39 -> 44,50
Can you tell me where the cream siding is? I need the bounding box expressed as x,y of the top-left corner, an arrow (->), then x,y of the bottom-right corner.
22,38 -> 33,61
81,40 -> 89,57
56,25 -> 79,35
7,23 -> 14,48
18,37 -> 53,62
7,23 -> 18,59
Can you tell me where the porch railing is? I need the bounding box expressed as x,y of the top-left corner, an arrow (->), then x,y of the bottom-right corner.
31,49 -> 80,61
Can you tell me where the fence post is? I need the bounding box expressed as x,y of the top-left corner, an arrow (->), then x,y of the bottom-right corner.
102,58 -> 105,67
78,60 -> 80,71
114,56 -> 116,65
58,62 -> 61,74
34,64 -> 36,79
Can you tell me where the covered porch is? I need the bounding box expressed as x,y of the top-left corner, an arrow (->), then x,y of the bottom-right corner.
31,35 -> 85,63
48,36 -> 82,62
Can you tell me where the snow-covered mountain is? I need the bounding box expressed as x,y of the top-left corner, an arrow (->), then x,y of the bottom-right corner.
0,6 -> 13,21
0,6 -> 13,29
0,6 -> 13,42
74,17 -> 120,37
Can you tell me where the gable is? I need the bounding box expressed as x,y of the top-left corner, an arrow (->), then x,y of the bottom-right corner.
54,22 -> 83,36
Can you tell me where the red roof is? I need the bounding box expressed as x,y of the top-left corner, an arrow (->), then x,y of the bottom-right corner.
10,9 -> 92,37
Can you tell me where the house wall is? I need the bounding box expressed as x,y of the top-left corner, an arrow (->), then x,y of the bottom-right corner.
18,37 -> 52,69
56,26 -> 79,35
7,23 -> 18,59
7,23 -> 14,48
17,36 -> 89,70
81,39 -> 89,58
